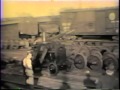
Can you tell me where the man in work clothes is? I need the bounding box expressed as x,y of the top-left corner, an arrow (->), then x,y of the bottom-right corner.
23,51 -> 34,85
95,64 -> 119,89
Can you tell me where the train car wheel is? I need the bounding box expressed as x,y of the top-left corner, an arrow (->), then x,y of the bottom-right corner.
48,62 -> 58,75
103,53 -> 118,71
74,54 -> 86,69
87,55 -> 102,71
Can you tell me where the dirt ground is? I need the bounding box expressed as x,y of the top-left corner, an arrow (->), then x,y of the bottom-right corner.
1,49 -> 119,89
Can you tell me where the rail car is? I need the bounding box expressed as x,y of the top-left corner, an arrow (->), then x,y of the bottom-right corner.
60,7 -> 119,36
1,17 -> 37,49
1,16 -> 60,49
1,7 -> 119,48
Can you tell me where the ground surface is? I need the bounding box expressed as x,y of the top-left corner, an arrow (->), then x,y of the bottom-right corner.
1,49 -> 119,89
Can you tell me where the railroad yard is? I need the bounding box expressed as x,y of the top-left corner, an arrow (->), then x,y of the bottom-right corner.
1,49 -> 119,89
1,6 -> 119,89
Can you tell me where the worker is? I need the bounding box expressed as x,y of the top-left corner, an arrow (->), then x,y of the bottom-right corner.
23,50 -> 34,85
95,63 -> 119,89
83,70 -> 96,89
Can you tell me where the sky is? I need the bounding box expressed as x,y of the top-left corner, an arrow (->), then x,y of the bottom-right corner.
2,0 -> 119,18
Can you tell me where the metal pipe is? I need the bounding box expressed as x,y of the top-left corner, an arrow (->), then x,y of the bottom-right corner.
42,32 -> 46,43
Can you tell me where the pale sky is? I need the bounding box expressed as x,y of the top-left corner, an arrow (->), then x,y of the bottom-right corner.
2,0 -> 119,18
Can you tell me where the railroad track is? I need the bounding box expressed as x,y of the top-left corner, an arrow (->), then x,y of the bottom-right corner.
1,65 -> 101,90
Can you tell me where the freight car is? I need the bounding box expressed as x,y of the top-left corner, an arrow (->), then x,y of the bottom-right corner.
1,22 -> 19,49
1,16 -> 60,49
1,17 -> 38,49
60,7 -> 119,36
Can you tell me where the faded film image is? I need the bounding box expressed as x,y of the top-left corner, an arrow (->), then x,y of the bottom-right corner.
1,0 -> 119,89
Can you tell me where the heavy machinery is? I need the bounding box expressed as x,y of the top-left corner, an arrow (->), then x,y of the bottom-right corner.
31,33 -> 72,75
33,7 -> 119,72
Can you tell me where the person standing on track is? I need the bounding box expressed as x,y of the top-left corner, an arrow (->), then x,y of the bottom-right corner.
23,51 -> 34,85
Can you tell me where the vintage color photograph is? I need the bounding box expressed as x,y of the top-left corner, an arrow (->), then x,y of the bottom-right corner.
1,0 -> 119,89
